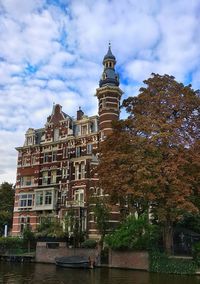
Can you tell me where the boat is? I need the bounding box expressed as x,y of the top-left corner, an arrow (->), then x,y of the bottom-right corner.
55,255 -> 94,268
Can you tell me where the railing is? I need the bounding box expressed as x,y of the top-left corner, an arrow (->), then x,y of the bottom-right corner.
66,200 -> 84,207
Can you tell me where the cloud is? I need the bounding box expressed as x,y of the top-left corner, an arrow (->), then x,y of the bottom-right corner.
0,0 -> 200,183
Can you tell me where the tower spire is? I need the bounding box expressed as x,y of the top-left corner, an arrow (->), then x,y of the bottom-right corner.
99,45 -> 119,88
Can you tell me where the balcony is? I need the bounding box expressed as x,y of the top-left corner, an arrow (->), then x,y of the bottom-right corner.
66,200 -> 85,207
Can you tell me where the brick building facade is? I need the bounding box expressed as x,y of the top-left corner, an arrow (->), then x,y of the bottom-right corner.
12,45 -> 123,238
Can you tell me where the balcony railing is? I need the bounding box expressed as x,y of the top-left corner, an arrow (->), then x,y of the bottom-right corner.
66,200 -> 84,207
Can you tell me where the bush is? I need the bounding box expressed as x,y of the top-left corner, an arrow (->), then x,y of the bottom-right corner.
192,241 -> 200,267
0,237 -> 24,254
105,215 -> 159,250
150,251 -> 197,274
36,218 -> 66,238
0,237 -> 24,249
81,239 -> 97,248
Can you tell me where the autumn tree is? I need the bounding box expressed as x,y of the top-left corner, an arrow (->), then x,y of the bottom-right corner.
98,74 -> 200,254
0,182 -> 14,235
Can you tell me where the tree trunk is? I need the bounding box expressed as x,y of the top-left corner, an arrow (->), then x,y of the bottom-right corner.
28,240 -> 30,253
163,221 -> 173,255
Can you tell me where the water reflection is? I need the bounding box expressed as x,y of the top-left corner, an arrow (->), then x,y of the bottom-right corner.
0,262 -> 200,284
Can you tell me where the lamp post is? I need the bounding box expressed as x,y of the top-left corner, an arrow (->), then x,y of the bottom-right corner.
4,224 -> 8,237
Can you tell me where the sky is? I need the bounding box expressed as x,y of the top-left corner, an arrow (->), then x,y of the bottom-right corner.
0,0 -> 200,184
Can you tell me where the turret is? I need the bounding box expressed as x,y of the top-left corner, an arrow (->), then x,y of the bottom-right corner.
96,44 -> 123,140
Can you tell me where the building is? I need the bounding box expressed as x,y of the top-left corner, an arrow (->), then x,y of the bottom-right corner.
12,45 -> 123,238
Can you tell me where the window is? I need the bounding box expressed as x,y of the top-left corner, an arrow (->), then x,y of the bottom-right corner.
96,188 -> 103,196
102,99 -> 106,108
31,155 -> 36,165
20,177 -> 24,186
62,168 -> 67,178
19,194 -> 33,207
87,144 -> 93,154
51,170 -> 57,184
26,176 -> 31,186
81,163 -> 85,179
42,171 -> 48,185
52,151 -> 57,162
36,191 -> 43,206
22,155 -> 30,166
44,153 -> 49,163
81,125 -> 87,135
74,189 -> 84,206
20,216 -> 30,232
54,128 -> 59,141
63,148 -> 68,158
45,191 -> 52,205
100,131 -> 104,141
46,243 -> 59,249
27,136 -> 32,145
20,176 -> 34,187
75,164 -> 79,180
76,147 -> 81,157
75,125 -> 80,136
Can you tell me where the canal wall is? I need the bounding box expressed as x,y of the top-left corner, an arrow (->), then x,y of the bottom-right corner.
109,250 -> 149,270
36,242 -> 149,270
35,242 -> 98,264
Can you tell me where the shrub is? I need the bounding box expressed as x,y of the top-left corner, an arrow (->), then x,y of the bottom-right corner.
36,218 -> 66,238
150,251 -> 197,274
81,239 -> 97,249
0,237 -> 24,254
192,241 -> 200,267
105,214 -> 159,250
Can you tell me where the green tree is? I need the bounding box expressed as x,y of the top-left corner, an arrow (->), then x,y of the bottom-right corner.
22,225 -> 35,253
36,217 -> 65,238
64,209 -> 85,247
93,197 -> 109,245
105,214 -> 158,250
0,182 -> 14,235
98,74 -> 200,254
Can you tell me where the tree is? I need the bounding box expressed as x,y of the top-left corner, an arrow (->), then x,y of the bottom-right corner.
64,209 -> 85,247
93,197 -> 109,246
98,74 -> 200,254
22,225 -> 35,253
105,214 -> 159,250
0,182 -> 14,235
36,218 -> 65,238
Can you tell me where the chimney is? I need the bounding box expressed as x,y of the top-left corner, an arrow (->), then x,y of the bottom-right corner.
77,107 -> 84,120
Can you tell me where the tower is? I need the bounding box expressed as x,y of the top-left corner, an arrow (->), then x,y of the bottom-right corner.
96,44 -> 123,140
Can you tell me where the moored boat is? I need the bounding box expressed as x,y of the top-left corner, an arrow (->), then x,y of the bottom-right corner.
55,255 -> 94,268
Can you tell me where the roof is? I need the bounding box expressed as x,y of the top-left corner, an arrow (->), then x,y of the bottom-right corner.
103,44 -> 116,62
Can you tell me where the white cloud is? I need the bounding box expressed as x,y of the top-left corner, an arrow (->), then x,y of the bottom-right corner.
0,0 -> 200,183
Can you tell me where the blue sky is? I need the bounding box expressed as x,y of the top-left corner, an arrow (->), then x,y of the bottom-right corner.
0,0 -> 200,183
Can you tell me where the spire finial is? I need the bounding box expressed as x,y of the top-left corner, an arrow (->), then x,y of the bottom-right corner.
109,41 -> 111,48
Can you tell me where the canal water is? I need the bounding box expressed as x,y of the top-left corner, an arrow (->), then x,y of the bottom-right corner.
0,262 -> 200,284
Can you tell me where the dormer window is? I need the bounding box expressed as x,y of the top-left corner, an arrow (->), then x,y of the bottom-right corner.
81,125 -> 87,135
54,128 -> 59,141
27,137 -> 32,145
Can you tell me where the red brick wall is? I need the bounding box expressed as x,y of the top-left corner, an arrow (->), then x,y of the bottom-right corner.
109,250 -> 149,270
